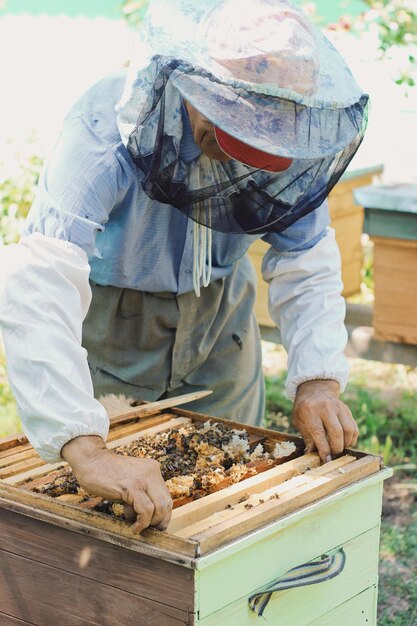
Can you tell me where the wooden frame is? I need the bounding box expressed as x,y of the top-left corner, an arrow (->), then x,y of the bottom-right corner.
0,407 -> 383,561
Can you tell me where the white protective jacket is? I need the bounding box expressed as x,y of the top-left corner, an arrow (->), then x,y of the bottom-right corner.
0,227 -> 348,462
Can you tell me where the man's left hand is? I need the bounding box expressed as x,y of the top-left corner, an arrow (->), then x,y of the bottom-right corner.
292,379 -> 359,463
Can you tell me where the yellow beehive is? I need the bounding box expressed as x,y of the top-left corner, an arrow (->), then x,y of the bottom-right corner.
372,237 -> 417,345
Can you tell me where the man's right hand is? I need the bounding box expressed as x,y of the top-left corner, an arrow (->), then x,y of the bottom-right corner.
61,435 -> 173,534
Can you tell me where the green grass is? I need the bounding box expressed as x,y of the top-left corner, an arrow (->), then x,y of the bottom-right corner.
378,511 -> 417,625
265,371 -> 417,465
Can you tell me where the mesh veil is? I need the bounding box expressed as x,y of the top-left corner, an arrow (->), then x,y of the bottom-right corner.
126,57 -> 368,235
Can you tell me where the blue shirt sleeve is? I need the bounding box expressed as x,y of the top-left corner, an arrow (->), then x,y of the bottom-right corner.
261,199 -> 331,253
24,83 -> 133,258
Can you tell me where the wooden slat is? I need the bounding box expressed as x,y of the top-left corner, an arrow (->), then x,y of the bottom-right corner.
307,455 -> 357,476
19,469 -> 66,492
2,461 -> 66,487
191,456 -> 382,554
0,433 -> 28,453
0,550 -> 190,625
167,453 -> 321,533
0,457 -> 46,480
106,414 -> 175,441
107,417 -> 192,449
0,448 -> 40,469
0,443 -> 33,461
0,506 -> 195,612
175,456 -> 357,538
170,456 -> 295,510
0,482 -> 198,558
108,390 -> 212,426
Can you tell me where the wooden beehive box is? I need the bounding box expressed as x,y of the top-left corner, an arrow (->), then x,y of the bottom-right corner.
372,237 -> 417,345
358,183 -> 417,345
249,166 -> 383,327
0,407 -> 391,625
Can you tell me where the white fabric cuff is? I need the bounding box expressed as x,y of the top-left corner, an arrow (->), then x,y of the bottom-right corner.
286,371 -> 349,401
0,233 -> 109,463
262,227 -> 349,400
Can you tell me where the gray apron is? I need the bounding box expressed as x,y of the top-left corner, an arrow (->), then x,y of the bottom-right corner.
82,254 -> 265,427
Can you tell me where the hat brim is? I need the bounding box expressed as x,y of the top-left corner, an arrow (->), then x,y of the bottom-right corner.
214,127 -> 293,172
172,70 -> 368,160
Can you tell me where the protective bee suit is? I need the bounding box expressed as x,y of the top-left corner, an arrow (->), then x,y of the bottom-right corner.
0,0 -> 368,463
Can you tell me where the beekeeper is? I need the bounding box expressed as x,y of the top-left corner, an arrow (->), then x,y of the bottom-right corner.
0,0 -> 367,533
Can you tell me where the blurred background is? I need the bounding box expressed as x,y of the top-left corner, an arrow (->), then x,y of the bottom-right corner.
0,2 -> 416,623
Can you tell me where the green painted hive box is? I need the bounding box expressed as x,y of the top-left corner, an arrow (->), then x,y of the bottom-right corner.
356,183 -> 417,345
0,407 -> 391,625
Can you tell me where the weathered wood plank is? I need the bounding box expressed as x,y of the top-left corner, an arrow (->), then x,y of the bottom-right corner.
0,483 -> 198,559
0,507 -> 194,613
192,456 -> 381,554
0,550 -> 191,626
168,453 -> 321,534
78,497 -> 103,510
307,455 -> 357,476
0,613 -> 36,625
0,496 -> 196,567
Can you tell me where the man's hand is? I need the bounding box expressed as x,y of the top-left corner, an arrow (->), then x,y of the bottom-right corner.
292,380 -> 359,463
61,436 -> 173,534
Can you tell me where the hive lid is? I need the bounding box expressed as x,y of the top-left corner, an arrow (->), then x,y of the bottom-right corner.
355,183 -> 417,214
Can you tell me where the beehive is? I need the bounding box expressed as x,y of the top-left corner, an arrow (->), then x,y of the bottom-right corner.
358,183 -> 417,345
0,407 -> 391,625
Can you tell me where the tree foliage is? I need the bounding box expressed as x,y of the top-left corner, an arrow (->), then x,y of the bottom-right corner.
331,0 -> 417,86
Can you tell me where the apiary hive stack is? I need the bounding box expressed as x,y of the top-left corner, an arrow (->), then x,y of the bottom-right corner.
357,182 -> 417,345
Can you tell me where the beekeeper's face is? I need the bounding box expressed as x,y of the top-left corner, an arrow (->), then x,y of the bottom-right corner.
183,99 -> 231,162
